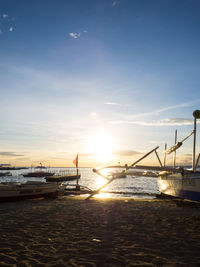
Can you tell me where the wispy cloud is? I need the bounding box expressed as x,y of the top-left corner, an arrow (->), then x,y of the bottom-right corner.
104,102 -> 121,106
112,1 -> 118,7
8,27 -> 14,32
110,99 -> 200,125
0,152 -> 25,157
128,99 -> 200,119
68,30 -> 88,39
111,118 -> 194,126
69,32 -> 81,39
104,102 -> 130,107
2,13 -> 8,19
114,150 -> 142,156
177,153 -> 192,166
0,12 -> 16,34
150,100 -> 200,114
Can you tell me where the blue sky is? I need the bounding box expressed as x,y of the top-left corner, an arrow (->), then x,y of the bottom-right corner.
1,0 -> 200,167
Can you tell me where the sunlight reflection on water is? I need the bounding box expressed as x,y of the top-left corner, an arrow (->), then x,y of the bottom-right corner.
94,192 -> 112,199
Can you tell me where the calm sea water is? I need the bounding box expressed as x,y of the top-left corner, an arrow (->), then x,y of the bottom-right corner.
0,167 -> 159,199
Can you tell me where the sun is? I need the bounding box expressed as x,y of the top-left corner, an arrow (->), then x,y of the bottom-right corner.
86,132 -> 115,161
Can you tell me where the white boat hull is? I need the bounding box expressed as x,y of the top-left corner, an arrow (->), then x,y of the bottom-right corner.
158,172 -> 200,202
0,181 -> 62,202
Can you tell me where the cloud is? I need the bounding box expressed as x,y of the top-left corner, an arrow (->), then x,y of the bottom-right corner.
69,32 -> 81,39
111,118 -> 194,126
2,14 -> 8,19
177,153 -> 192,166
127,99 -> 200,119
0,13 -> 16,34
68,30 -> 88,39
14,157 -> 31,162
112,1 -> 118,7
0,152 -> 25,157
9,27 -> 14,32
104,102 -> 121,106
104,102 -> 130,107
114,150 -> 142,156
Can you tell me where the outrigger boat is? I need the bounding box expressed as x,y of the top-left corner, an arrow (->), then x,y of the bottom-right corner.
45,174 -> 80,182
87,110 -> 200,202
0,181 -> 63,202
0,171 -> 12,177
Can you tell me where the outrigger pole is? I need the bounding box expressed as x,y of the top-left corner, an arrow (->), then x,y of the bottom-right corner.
86,146 -> 160,200
164,143 -> 167,167
173,129 -> 177,168
166,130 -> 194,155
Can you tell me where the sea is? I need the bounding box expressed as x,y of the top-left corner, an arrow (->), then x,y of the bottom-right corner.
0,167 -> 160,199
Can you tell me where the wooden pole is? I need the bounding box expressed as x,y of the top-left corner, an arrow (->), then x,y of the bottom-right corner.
85,174 -> 117,200
164,143 -> 167,167
76,168 -> 79,185
193,118 -> 197,171
76,154 -> 80,190
129,146 -> 159,168
195,153 -> 200,169
173,129 -> 177,168
155,150 -> 163,167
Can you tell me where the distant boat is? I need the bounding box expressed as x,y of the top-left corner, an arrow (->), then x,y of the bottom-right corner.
35,163 -> 47,169
0,181 -> 63,202
45,174 -> 81,182
35,166 -> 46,169
0,172 -> 12,177
22,171 -> 55,177
0,166 -> 24,170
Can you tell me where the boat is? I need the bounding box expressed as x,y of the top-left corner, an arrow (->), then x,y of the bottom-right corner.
0,181 -> 63,202
87,110 -> 200,202
22,171 -> 55,177
0,171 -> 12,177
157,110 -> 200,202
0,165 -> 25,170
45,174 -> 80,182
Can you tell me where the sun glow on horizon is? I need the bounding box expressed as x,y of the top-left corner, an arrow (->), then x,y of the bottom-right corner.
85,132 -> 116,162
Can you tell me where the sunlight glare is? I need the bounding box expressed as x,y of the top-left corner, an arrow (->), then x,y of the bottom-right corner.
86,132 -> 115,161
93,169 -> 113,199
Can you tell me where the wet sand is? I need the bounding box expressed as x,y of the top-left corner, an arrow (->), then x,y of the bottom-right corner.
0,196 -> 200,266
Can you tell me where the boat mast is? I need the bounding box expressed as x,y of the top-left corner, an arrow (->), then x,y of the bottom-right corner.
173,130 -> 177,168
164,143 -> 167,167
192,110 -> 200,171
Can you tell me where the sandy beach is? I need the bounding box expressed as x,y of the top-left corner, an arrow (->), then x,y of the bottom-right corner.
0,197 -> 200,267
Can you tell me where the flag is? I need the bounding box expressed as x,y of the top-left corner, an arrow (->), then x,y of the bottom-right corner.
73,154 -> 78,168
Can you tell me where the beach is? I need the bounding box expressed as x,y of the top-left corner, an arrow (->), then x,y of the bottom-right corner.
0,197 -> 200,266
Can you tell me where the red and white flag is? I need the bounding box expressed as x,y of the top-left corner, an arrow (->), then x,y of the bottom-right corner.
73,154 -> 78,168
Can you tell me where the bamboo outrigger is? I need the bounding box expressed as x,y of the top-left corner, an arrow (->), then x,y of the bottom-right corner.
86,146 -> 164,200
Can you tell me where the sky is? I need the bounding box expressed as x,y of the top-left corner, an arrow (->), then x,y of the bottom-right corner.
1,0 -> 200,167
